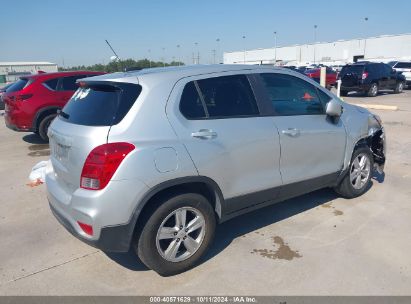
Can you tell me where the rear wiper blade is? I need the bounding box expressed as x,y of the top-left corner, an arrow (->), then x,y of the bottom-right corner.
57,109 -> 70,119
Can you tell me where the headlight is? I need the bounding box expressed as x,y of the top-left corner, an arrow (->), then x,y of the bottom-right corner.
368,114 -> 382,135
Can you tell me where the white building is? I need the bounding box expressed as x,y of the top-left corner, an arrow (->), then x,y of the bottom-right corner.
224,33 -> 411,66
0,62 -> 58,84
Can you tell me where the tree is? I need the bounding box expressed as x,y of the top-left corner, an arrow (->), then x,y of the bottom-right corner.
59,58 -> 184,72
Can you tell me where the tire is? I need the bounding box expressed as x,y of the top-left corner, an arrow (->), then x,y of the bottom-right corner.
135,193 -> 216,276
394,81 -> 404,94
334,146 -> 374,198
367,83 -> 378,97
340,90 -> 348,97
38,114 -> 57,142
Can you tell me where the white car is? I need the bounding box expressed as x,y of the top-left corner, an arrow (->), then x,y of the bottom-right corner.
389,61 -> 411,87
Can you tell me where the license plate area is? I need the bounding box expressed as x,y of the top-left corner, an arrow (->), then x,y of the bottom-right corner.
51,142 -> 70,161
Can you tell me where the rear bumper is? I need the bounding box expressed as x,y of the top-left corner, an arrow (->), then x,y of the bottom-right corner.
340,83 -> 371,92
4,109 -> 34,132
46,164 -> 150,252
49,202 -> 133,252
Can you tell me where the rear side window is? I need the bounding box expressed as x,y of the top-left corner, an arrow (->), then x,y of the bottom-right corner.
394,62 -> 411,69
60,82 -> 142,126
43,78 -> 59,91
180,82 -> 206,119
260,73 -> 324,116
60,76 -> 87,91
180,75 -> 259,119
6,78 -> 30,93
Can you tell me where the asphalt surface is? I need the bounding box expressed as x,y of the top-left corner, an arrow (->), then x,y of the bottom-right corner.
0,89 -> 410,295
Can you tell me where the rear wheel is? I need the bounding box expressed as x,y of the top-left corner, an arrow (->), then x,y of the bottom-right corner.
135,193 -> 216,276
38,114 -> 57,142
334,147 -> 373,198
367,83 -> 378,97
394,81 -> 404,93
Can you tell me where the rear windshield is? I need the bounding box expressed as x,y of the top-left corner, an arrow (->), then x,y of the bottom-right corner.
6,78 -> 31,93
340,65 -> 365,75
60,82 -> 142,126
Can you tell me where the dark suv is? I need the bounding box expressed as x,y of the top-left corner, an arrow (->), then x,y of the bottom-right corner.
339,62 -> 405,97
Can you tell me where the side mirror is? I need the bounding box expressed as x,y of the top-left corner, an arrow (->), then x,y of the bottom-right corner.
326,99 -> 343,117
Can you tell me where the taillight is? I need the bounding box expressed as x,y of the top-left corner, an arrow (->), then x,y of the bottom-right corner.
362,72 -> 369,80
9,94 -> 33,102
80,142 -> 135,190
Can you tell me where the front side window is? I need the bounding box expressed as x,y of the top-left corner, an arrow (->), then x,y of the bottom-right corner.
260,73 -> 324,116
179,75 -> 259,120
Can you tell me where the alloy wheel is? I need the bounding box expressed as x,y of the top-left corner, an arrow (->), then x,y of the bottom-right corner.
156,207 -> 206,262
350,153 -> 371,190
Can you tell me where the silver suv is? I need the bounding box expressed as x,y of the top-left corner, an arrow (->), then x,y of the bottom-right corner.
46,65 -> 386,276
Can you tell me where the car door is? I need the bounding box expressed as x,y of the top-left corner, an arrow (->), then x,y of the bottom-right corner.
166,73 -> 283,213
384,64 -> 397,89
257,72 -> 346,186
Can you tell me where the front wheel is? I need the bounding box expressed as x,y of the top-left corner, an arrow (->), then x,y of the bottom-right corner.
135,193 -> 216,276
334,147 -> 374,198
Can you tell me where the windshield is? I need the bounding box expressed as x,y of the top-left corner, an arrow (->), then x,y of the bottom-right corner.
60,82 -> 142,126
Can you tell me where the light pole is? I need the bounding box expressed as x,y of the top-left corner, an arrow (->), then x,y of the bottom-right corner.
274,31 -> 277,65
242,35 -> 246,64
194,42 -> 199,64
313,25 -> 318,64
176,45 -> 181,65
216,38 -> 220,63
148,49 -> 151,68
363,17 -> 368,58
212,49 -> 216,64
162,47 -> 166,67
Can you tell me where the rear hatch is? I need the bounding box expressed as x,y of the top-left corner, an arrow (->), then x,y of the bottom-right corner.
48,81 -> 142,194
340,65 -> 365,87
3,77 -> 34,110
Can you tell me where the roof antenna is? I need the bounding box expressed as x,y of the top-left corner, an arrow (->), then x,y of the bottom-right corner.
105,39 -> 120,62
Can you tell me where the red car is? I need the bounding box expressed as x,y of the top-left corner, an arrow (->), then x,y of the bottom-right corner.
304,67 -> 337,89
4,71 -> 104,141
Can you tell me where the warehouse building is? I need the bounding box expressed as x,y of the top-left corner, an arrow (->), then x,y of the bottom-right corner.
0,62 -> 58,84
224,33 -> 411,66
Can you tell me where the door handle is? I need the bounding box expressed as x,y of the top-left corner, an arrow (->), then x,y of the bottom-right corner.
191,129 -> 217,140
282,128 -> 301,137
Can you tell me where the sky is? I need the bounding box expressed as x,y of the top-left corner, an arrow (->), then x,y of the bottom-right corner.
1,0 -> 410,67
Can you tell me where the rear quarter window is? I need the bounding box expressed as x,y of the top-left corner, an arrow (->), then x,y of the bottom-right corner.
60,82 -> 142,126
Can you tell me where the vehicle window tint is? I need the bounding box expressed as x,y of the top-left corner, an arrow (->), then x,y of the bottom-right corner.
395,62 -> 411,69
260,73 -> 324,116
60,76 -> 87,91
43,78 -> 59,91
196,75 -> 259,118
382,64 -> 392,75
316,88 -> 332,106
61,83 -> 142,126
340,65 -> 364,76
180,82 -> 206,119
6,78 -> 29,93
